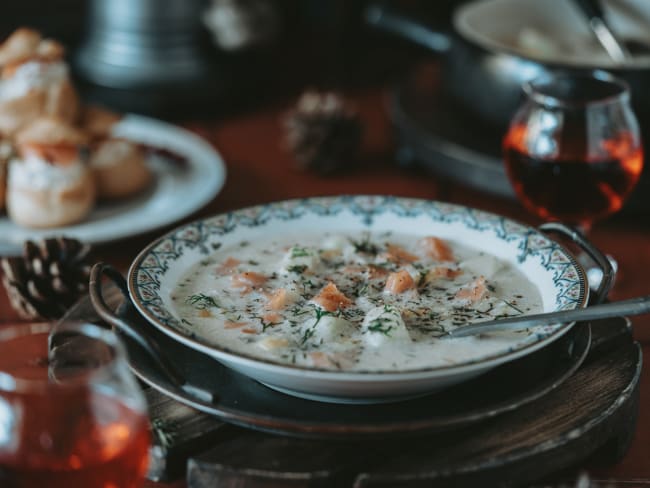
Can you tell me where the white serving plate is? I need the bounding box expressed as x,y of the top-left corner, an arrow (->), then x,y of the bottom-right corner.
128,196 -> 588,403
0,114 -> 226,255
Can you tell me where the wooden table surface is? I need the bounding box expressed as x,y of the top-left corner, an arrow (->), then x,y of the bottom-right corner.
1,85 -> 649,486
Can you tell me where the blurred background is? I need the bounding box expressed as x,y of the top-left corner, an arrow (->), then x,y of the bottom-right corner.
0,0 -> 456,117
3,0 -> 649,211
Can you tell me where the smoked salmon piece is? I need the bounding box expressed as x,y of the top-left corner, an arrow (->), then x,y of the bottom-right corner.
310,351 -> 332,368
265,288 -> 295,310
385,270 -> 416,294
262,312 -> 282,324
258,337 -> 289,350
384,244 -> 419,264
419,237 -> 454,261
224,321 -> 247,329
216,257 -> 240,274
312,282 -> 352,312
423,266 -> 462,283
367,264 -> 389,279
455,276 -> 488,302
231,271 -> 267,292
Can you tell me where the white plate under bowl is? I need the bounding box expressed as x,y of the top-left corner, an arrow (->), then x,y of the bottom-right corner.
0,114 -> 226,255
128,196 -> 588,403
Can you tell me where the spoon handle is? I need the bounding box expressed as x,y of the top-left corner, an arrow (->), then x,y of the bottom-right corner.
446,295 -> 650,338
573,0 -> 630,63
89,263 -> 215,403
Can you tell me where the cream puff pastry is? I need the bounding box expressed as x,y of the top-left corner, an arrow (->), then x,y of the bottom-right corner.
0,28 -> 42,66
82,105 -> 152,200
6,117 -> 94,228
0,29 -> 79,136
81,105 -> 122,142
90,138 -> 152,200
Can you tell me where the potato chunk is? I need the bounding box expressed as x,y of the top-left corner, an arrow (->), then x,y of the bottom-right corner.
280,245 -> 321,275
362,305 -> 410,346
312,315 -> 354,342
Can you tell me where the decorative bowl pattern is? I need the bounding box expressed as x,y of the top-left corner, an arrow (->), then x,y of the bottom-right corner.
128,196 -> 587,402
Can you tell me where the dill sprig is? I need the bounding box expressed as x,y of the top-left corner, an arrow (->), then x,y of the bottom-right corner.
289,306 -> 311,317
259,317 -> 281,332
300,308 -> 335,345
300,327 -> 316,345
502,299 -> 524,314
287,264 -> 308,274
417,270 -> 428,288
349,233 -> 379,255
291,246 -> 310,258
186,293 -> 220,309
368,317 -> 394,336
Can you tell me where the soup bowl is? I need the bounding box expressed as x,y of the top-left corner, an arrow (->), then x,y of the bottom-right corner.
123,196 -> 590,403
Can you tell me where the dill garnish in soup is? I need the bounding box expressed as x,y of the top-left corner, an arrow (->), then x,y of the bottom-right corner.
172,232 -> 542,371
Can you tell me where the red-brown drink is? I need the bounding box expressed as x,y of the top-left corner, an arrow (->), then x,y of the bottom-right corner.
503,123 -> 644,225
0,327 -> 150,488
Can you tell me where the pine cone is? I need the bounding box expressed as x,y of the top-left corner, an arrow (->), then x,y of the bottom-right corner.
1,238 -> 92,320
285,91 -> 362,174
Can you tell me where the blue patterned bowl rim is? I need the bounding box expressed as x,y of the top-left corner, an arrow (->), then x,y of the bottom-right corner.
128,195 -> 588,375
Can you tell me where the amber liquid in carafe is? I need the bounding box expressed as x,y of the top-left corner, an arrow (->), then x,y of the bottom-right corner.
503,123 -> 644,225
0,332 -> 150,488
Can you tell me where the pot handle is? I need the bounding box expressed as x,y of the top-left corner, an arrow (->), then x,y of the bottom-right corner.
89,262 -> 215,403
538,223 -> 614,305
364,3 -> 452,54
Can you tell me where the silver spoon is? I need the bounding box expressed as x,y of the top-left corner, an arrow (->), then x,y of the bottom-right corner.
574,0 -> 650,62
574,0 -> 631,63
445,295 -> 650,338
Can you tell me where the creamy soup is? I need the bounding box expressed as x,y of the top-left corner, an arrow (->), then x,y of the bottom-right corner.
171,232 -> 543,371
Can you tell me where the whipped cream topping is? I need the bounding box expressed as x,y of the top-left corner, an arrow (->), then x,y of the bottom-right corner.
8,153 -> 85,190
0,61 -> 68,101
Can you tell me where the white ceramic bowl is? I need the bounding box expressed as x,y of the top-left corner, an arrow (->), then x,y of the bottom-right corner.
128,196 -> 587,403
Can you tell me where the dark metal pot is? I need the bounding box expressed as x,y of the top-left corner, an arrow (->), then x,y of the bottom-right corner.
76,0 -> 210,88
366,0 -> 650,129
